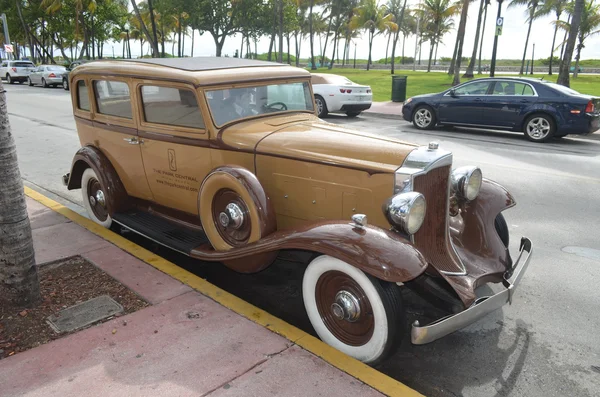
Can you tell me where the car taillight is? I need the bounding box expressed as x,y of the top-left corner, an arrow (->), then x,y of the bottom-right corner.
367,89 -> 372,93
339,89 -> 352,94
48,73 -> 56,78
585,100 -> 595,113
11,67 -> 16,72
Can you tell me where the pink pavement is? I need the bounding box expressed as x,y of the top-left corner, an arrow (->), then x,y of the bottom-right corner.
363,101 -> 404,119
0,197 -> 385,397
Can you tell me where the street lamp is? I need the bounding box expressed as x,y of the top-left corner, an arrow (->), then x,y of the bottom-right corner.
489,0 -> 504,77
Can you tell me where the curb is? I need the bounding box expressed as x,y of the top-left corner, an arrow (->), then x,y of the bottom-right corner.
362,111 -> 404,121
24,186 -> 423,397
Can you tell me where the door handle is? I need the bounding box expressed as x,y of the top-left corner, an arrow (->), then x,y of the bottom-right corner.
123,137 -> 143,145
474,98 -> 482,102
520,99 -> 530,103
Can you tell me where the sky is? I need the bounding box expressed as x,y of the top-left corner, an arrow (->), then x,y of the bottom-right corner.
64,1 -> 600,62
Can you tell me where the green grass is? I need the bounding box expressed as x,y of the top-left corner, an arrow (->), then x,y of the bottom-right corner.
310,68 -> 600,102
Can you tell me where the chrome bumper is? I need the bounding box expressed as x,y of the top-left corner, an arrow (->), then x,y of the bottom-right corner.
411,237 -> 533,344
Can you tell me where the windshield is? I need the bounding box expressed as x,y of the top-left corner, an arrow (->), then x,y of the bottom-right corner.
544,82 -> 581,96
206,81 -> 314,126
47,66 -> 66,71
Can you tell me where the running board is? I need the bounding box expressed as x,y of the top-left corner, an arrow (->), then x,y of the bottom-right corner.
113,210 -> 209,255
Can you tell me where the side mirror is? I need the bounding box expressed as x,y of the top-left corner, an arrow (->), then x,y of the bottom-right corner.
449,89 -> 457,97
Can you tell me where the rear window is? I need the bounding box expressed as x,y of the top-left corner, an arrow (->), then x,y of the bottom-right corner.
94,80 -> 132,119
77,81 -> 90,111
14,62 -> 34,67
323,75 -> 353,85
47,66 -> 66,71
140,85 -> 205,129
544,82 -> 581,96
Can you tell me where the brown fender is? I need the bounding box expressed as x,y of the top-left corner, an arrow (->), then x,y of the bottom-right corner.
191,221 -> 429,282
66,146 -> 131,214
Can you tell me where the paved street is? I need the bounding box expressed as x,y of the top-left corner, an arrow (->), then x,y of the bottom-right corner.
6,82 -> 600,397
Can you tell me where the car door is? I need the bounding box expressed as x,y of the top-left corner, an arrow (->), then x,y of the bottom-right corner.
437,80 -> 492,125
90,78 -> 154,201
135,81 -> 212,215
29,67 -> 40,84
479,81 -> 537,128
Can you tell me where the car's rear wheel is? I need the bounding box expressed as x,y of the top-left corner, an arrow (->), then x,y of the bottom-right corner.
303,255 -> 405,365
494,213 -> 509,248
42,78 -> 48,88
27,77 -> 33,86
412,105 -> 436,130
63,78 -> 69,91
81,168 -> 112,228
6,74 -> 12,84
523,114 -> 555,143
346,111 -> 361,118
315,95 -> 328,118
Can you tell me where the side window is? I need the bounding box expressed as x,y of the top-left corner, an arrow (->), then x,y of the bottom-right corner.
492,82 -> 536,96
77,81 -> 90,111
94,80 -> 132,119
454,81 -> 490,96
1,62 -> 6,68
140,85 -> 205,129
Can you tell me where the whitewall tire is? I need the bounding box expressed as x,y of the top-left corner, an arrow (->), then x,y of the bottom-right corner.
302,255 -> 404,364
81,168 -> 112,228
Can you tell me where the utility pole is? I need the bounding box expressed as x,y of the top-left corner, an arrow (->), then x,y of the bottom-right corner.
530,43 -> 535,75
489,0 -> 504,77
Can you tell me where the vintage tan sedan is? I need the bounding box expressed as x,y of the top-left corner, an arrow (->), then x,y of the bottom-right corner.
63,58 -> 532,364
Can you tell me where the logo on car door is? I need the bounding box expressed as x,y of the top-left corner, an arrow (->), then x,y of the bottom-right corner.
168,149 -> 177,171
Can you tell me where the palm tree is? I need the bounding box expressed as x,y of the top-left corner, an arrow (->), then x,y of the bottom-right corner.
463,0 -> 486,77
536,0 -> 567,75
419,0 -> 459,72
350,0 -> 396,71
387,0 -> 408,74
556,0 -> 600,78
557,0 -> 584,86
477,0 -> 490,74
509,0 -> 543,75
452,0 -> 470,85
0,80 -> 40,308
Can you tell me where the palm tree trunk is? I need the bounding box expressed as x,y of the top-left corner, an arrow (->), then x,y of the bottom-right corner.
452,0 -> 470,86
367,30 -> 374,71
573,41 -> 582,78
385,30 -> 391,64
434,42 -> 439,65
287,34 -> 291,64
309,0 -> 316,70
464,0 -> 485,78
0,80 -> 40,309
131,0 -> 157,57
557,0 -> 584,86
548,14 -> 561,75
191,28 -> 194,57
559,14 -> 571,69
147,0 -> 160,57
278,0 -> 284,63
519,8 -> 536,75
448,34 -> 459,75
178,18 -> 182,57
401,33 -> 406,64
427,38 -> 435,72
295,32 -> 300,66
328,32 -> 338,69
478,1 -> 488,74
322,12 -> 334,64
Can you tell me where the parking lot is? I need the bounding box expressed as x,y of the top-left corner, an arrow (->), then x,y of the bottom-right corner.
6,82 -> 600,397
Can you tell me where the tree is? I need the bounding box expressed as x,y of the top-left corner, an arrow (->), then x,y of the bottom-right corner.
190,0 -> 244,56
452,0 -> 470,86
463,0 -> 486,77
536,0 -> 567,75
350,0 -> 396,71
388,0 -> 408,74
557,0 -> 584,86
477,0 -> 490,74
418,0 -> 459,73
509,0 -> 541,75
131,0 -> 159,56
0,80 -> 40,309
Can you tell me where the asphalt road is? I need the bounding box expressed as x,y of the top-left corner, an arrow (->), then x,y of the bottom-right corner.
6,82 -> 600,397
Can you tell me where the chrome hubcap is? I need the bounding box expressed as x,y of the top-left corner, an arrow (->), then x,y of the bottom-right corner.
415,109 -> 432,127
95,190 -> 106,207
527,118 -> 551,139
316,99 -> 323,115
89,196 -> 96,206
218,203 -> 244,229
331,290 -> 361,322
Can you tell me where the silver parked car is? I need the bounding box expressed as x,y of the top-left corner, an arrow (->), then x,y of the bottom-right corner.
28,65 -> 67,88
0,60 -> 36,84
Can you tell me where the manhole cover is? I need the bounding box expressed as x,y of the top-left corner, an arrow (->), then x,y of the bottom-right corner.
47,295 -> 123,333
561,246 -> 600,262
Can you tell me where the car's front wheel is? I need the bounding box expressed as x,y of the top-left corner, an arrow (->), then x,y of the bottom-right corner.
315,95 -> 328,118
523,114 -> 555,143
81,168 -> 112,228
412,105 -> 436,130
63,78 -> 69,90
302,255 -> 405,365
6,74 -> 12,84
42,78 -> 48,88
27,77 -> 33,86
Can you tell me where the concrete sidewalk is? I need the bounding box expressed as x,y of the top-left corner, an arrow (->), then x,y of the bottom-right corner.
0,194 -> 420,397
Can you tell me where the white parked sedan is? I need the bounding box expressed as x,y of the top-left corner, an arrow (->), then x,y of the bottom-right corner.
311,73 -> 372,118
28,65 -> 67,88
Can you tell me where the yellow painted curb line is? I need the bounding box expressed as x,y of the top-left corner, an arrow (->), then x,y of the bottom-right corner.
25,186 -> 423,397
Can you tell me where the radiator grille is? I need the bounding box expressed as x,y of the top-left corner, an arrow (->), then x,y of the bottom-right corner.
413,165 -> 464,273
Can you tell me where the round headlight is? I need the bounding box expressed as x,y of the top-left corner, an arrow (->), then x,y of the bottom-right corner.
452,166 -> 482,201
383,192 -> 427,235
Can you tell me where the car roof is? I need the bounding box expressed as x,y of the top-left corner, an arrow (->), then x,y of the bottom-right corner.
71,57 -> 310,86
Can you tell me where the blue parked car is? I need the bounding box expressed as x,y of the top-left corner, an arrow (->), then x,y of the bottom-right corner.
401,77 -> 600,142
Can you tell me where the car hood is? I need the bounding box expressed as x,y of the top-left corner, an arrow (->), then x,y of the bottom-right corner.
410,92 -> 442,101
220,114 -> 417,174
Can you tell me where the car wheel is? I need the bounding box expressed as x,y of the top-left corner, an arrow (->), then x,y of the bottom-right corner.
6,74 -> 12,84
315,95 -> 328,118
494,213 -> 509,248
412,105 -> 436,130
42,78 -> 48,88
302,255 -> 405,365
28,77 -> 33,86
81,168 -> 112,228
63,78 -> 69,91
523,114 -> 555,143
346,111 -> 361,118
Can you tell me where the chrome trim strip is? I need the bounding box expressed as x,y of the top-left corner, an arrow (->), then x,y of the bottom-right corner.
411,237 -> 533,344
